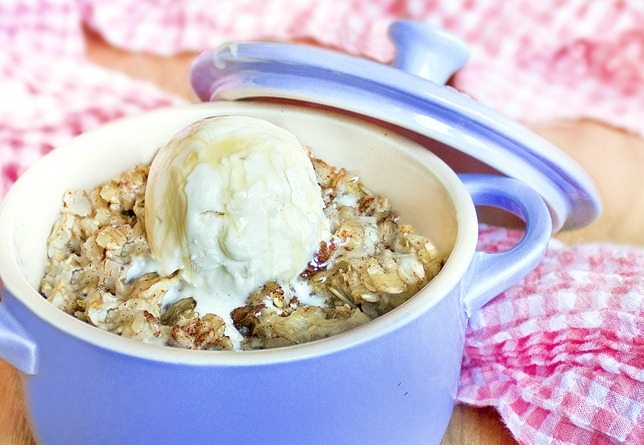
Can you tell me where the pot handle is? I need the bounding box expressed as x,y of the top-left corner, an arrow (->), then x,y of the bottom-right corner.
459,174 -> 552,317
0,288 -> 38,375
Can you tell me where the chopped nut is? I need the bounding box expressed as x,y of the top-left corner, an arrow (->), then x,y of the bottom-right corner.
170,314 -> 233,350
160,297 -> 197,326
96,225 -> 131,250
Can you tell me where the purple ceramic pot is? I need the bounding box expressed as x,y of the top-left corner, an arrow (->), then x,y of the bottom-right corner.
0,102 -> 552,444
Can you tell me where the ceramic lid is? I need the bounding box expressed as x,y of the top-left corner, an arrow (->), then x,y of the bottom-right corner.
190,20 -> 600,232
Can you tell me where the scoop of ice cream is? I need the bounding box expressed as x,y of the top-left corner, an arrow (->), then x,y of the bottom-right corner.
145,116 -> 330,321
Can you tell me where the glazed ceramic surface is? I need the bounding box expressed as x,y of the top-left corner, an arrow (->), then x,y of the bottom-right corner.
0,102 -> 552,444
191,21 -> 600,232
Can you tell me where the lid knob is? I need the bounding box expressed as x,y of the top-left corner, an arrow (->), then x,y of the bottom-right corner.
389,21 -> 470,84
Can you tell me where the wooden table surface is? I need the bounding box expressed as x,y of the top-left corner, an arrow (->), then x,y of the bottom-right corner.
1,32 -> 642,445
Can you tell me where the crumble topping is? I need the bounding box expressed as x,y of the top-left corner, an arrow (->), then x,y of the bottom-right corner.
40,155 -> 444,350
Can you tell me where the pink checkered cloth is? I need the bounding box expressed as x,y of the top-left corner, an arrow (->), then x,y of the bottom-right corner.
1,1 -> 642,444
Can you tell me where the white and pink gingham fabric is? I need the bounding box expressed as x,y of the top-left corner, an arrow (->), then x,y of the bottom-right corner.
464,227 -> 643,444
1,1 -> 642,444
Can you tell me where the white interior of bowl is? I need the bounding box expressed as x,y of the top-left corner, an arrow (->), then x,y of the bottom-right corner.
0,102 -> 478,365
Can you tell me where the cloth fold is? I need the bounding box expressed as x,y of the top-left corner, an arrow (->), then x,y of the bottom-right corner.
1,1 -> 642,444
463,227 -> 643,444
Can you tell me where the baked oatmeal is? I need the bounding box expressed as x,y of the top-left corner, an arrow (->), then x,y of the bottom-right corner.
40,153 -> 444,351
